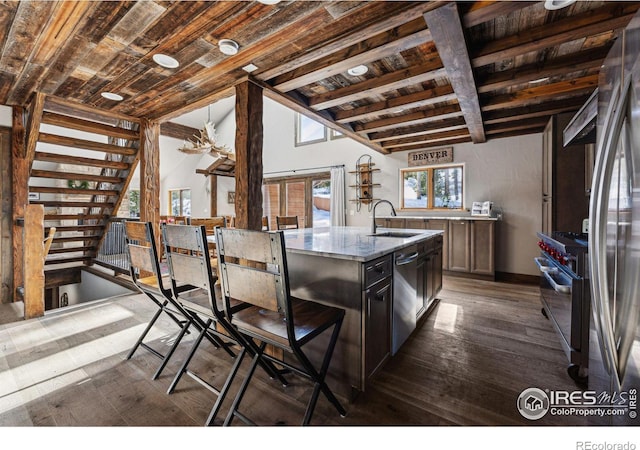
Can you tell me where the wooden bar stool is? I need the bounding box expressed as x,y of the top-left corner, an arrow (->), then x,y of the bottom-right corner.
215,228 -> 347,425
123,221 -> 193,380
276,215 -> 299,230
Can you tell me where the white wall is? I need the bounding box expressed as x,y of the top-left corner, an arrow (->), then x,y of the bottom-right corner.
59,271 -> 132,306
0,105 -> 11,127
193,98 -> 542,276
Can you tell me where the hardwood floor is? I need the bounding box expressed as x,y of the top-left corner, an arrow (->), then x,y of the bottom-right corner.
0,276 -> 598,427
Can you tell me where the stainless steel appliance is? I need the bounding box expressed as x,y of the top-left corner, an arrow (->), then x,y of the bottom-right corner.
392,245 -> 418,355
535,231 -> 590,384
587,11 -> 640,423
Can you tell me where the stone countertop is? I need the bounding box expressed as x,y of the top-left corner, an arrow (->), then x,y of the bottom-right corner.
378,215 -> 499,221
283,226 -> 442,262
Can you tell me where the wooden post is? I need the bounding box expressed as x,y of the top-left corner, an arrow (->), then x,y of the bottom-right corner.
139,119 -> 160,241
234,80 -> 263,231
210,175 -> 217,217
12,106 -> 27,301
0,128 -> 13,303
24,204 -> 45,319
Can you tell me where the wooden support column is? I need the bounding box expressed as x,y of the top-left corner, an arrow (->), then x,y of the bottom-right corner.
0,128 -> 13,303
139,119 -> 161,241
12,106 -> 27,301
24,204 -> 45,319
234,80 -> 263,230
210,175 -> 218,217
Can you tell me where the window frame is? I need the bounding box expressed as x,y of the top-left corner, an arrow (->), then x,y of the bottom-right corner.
168,188 -> 191,217
399,163 -> 465,211
294,113 -> 327,146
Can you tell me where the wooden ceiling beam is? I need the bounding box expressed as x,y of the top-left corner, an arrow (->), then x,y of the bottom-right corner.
472,2 -> 640,68
423,3 -> 485,143
477,46 -> 608,94
256,78 -> 388,154
481,74 -> 598,112
271,18 -> 433,92
377,120 -> 469,147
335,85 -> 457,124
388,136 -> 472,152
309,57 -> 445,111
258,1 -> 443,82
382,128 -> 470,150
159,121 -> 200,141
485,117 -> 550,135
369,117 -> 468,143
354,103 -> 463,134
483,96 -> 588,125
462,1 -> 537,28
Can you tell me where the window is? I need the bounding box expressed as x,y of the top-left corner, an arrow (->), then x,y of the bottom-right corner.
295,113 -> 327,146
128,189 -> 140,218
262,173 -> 331,228
400,164 -> 464,210
169,188 -> 191,216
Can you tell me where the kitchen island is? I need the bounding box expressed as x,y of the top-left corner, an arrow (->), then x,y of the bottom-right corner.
283,226 -> 443,400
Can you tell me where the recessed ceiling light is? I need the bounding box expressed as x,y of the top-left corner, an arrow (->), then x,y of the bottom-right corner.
101,92 -> 123,101
218,39 -> 239,56
347,65 -> 368,76
258,0 -> 281,4
153,53 -> 179,69
242,63 -> 259,73
530,77 -> 550,84
544,0 -> 577,10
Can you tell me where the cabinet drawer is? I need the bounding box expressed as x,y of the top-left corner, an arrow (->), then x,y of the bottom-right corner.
364,255 -> 392,288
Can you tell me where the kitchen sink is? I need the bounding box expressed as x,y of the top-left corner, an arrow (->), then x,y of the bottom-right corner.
369,231 -> 423,238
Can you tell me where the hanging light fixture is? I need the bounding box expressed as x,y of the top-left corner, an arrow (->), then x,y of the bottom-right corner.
177,105 -> 234,159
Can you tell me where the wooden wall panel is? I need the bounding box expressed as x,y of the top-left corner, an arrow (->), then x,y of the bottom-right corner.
234,80 -> 263,231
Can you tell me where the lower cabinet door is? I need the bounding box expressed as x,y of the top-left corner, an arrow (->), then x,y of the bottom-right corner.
365,279 -> 392,380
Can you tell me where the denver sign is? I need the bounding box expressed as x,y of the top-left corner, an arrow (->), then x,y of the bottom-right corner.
408,147 -> 453,167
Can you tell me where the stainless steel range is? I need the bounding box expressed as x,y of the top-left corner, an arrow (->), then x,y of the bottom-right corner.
535,231 -> 590,385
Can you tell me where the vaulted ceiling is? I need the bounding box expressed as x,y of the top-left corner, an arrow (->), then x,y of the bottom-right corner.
1,1 -> 638,154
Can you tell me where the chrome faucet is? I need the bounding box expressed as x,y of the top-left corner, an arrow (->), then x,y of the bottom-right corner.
371,200 -> 397,234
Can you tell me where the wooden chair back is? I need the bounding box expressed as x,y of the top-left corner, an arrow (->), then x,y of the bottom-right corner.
276,215 -> 299,230
162,224 -> 220,315
191,217 -> 227,235
124,221 -> 162,287
215,228 -> 289,314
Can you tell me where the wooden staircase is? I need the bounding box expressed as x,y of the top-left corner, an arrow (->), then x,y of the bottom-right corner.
27,103 -> 140,269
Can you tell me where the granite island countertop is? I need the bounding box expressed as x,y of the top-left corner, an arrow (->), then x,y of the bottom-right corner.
377,215 -> 499,221
283,226 -> 442,262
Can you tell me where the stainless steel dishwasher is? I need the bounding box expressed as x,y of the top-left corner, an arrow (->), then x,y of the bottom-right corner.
392,245 -> 419,355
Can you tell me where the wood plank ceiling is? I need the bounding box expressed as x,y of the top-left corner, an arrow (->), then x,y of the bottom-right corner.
1,1 -> 639,154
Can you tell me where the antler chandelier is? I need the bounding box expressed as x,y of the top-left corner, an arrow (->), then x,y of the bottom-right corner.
177,106 -> 235,160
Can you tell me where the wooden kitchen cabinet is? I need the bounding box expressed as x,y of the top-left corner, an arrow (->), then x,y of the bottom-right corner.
425,219 -> 448,270
364,275 -> 392,380
417,235 -> 443,320
470,220 -> 495,276
448,219 -> 470,272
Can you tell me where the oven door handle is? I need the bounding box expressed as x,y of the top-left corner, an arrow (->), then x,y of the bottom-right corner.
543,271 -> 571,294
534,257 -> 557,274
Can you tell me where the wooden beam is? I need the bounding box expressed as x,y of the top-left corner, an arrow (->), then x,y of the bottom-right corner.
354,103 -> 463,134
388,136 -> 472,152
483,96 -> 589,125
481,74 -> 598,112
23,204 -> 45,319
234,80 -> 263,231
424,3 -> 485,143
477,46 -> 608,94
308,57 -> 445,111
462,1 -> 536,28
139,119 -> 160,241
25,92 -> 45,170
0,128 -> 13,303
383,129 -> 471,150
160,121 -> 200,141
210,175 -> 217,218
369,117 -> 468,143
377,120 -> 469,147
44,95 -> 140,125
335,85 -> 456,124
258,77 -> 388,154
472,2 -> 640,68
11,106 -> 27,302
271,18 -> 432,92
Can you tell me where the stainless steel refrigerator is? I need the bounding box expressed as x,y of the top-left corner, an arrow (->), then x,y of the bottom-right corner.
588,11 -> 640,424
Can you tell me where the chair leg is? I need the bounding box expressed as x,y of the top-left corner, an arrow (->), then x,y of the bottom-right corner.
152,317 -> 192,380
167,319 -> 212,394
223,342 -> 266,426
295,319 -> 347,424
205,346 -> 247,426
235,333 -> 288,387
126,303 -> 164,360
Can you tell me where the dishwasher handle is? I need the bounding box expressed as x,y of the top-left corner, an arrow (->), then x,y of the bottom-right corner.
395,251 -> 419,266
